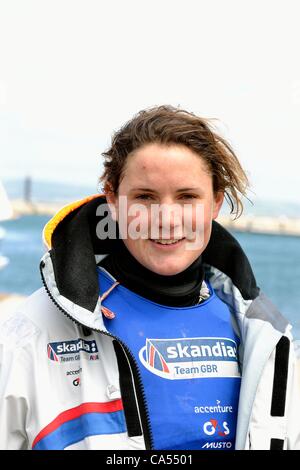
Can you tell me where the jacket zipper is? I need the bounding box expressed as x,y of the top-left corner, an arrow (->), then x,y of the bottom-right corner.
40,260 -> 154,450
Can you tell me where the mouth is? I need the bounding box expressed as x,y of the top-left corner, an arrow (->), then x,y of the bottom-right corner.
149,237 -> 186,249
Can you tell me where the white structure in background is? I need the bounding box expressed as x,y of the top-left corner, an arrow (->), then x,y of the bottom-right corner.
0,180 -> 13,269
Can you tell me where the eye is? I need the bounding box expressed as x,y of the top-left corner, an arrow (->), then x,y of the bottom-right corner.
135,194 -> 153,200
179,194 -> 197,199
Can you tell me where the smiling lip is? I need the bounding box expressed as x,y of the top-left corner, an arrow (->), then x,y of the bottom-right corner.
149,238 -> 186,249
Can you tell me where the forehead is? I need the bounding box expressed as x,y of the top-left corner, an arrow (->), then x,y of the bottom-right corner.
123,143 -> 210,185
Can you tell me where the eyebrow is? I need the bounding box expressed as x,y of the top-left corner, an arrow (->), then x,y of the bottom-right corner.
129,187 -> 202,193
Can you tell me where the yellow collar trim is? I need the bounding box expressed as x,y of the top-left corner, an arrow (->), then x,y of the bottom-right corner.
43,193 -> 105,249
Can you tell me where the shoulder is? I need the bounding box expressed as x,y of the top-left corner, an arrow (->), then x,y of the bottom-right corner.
0,288 -> 69,349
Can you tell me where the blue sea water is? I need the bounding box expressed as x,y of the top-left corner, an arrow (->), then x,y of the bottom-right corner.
234,231 -> 300,340
0,215 -> 299,340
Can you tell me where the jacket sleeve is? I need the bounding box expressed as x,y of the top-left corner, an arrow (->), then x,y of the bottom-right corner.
0,315 -> 32,450
286,340 -> 300,449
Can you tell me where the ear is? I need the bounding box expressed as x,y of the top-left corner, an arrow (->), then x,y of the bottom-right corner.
104,183 -> 118,222
212,191 -> 224,220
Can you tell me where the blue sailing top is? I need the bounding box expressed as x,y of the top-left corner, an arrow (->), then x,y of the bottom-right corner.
98,266 -> 241,450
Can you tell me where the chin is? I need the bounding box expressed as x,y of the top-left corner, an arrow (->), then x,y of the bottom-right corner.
146,261 -> 188,276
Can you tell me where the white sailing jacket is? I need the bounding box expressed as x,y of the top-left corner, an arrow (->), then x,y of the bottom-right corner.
0,194 -> 300,450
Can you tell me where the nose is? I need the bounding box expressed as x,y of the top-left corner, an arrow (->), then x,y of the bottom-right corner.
151,201 -> 184,238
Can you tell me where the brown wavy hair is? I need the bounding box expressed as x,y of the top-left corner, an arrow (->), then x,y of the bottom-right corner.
99,104 -> 250,218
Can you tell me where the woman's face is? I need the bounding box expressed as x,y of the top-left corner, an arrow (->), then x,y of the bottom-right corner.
106,143 -> 224,276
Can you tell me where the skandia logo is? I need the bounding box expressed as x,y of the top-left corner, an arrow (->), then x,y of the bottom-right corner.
139,337 -> 240,380
47,339 -> 99,363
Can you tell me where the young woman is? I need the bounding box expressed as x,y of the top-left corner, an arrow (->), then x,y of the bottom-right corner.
0,105 -> 299,450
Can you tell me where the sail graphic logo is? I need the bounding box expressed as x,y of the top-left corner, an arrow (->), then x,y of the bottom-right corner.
139,337 -> 240,380
47,339 -> 99,363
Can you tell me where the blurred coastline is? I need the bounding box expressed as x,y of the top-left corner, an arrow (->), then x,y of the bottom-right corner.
9,198 -> 300,237
4,177 -> 300,236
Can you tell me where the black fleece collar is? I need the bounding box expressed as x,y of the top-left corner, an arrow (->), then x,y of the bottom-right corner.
99,240 -> 205,307
49,196 -> 259,312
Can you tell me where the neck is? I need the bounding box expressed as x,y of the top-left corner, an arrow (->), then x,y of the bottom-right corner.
99,240 -> 205,307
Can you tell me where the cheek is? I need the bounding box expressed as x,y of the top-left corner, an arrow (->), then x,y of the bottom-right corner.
182,203 -> 213,248
124,205 -> 151,238
185,203 -> 211,233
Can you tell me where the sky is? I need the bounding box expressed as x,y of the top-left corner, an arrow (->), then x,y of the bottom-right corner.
1,0 -> 300,205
